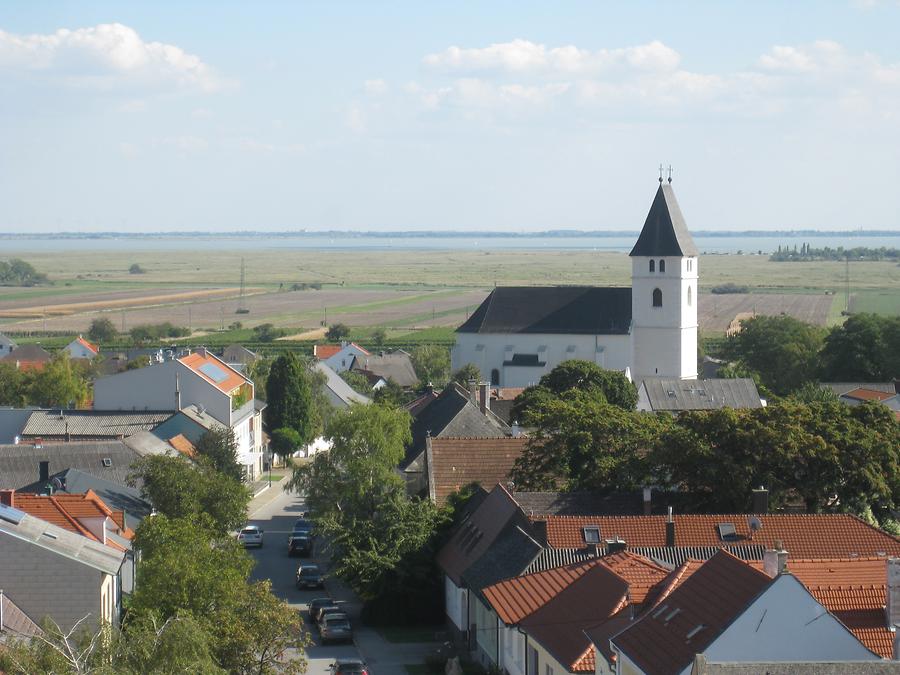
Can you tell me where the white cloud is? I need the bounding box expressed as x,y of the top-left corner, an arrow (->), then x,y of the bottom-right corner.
0,23 -> 227,92
423,39 -> 680,75
117,99 -> 147,113
345,103 -> 367,133
364,78 -> 388,95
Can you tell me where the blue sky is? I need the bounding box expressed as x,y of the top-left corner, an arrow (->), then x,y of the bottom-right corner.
1,1 -> 899,232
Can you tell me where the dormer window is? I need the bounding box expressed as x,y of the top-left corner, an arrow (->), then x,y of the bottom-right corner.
652,288 -> 663,307
659,259 -> 666,273
649,260 -> 655,273
582,526 -> 601,544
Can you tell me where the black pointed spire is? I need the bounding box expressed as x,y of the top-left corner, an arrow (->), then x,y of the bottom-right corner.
629,182 -> 698,257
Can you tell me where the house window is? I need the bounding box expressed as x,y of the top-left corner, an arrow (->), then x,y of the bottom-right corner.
652,288 -> 663,307
528,646 -> 539,675
545,665 -> 554,675
491,369 -> 500,386
687,286 -> 692,306
649,259 -> 655,273
659,259 -> 666,273
582,526 -> 601,544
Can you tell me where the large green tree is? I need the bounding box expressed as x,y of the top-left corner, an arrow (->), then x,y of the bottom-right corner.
265,352 -> 319,445
194,426 -> 243,482
511,360 -> 638,424
820,313 -> 900,381
724,315 -> 825,396
411,345 -> 451,386
28,353 -> 90,408
87,317 -> 118,343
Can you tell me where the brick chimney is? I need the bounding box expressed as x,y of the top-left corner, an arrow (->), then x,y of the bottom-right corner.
752,486 -> 769,514
39,460 -> 50,484
479,382 -> 490,415
0,489 -> 14,508
763,541 -> 789,577
665,506 -> 676,547
887,558 -> 900,639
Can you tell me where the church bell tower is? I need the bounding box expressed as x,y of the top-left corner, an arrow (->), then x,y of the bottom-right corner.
629,174 -> 699,382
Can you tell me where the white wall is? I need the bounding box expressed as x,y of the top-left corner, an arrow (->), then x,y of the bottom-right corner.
65,342 -> 96,360
501,624 -> 527,675
445,575 -> 467,631
452,333 -> 632,388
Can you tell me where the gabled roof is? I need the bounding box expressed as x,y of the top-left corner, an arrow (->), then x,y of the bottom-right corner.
525,545 -> 765,574
612,551 -> 772,675
166,433 -> 197,459
539,514 -> 900,559
821,382 -> 898,396
629,183 -> 698,258
427,437 -> 527,505
221,344 -> 258,365
513,491 -> 648,517
11,490 -> 133,551
178,350 -> 248,394
436,484 -> 522,586
21,410 -> 173,439
841,388 -> 896,402
461,521 -> 543,595
69,336 -> 99,355
313,344 -> 343,359
350,350 -> 418,388
52,468 -> 151,527
0,440 -> 141,491
639,378 -> 763,411
312,361 -> 372,406
0,590 -> 42,639
1,344 -> 52,370
457,286 -> 632,335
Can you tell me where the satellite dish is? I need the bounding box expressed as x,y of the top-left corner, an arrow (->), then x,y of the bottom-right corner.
748,516 -> 763,533
51,477 -> 64,491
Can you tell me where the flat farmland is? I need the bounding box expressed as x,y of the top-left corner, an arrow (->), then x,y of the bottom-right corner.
698,293 -> 835,333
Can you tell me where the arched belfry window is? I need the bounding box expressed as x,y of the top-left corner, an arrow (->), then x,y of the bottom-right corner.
490,369 -> 500,386
687,286 -> 692,306
649,260 -> 655,273
659,259 -> 666,273
652,288 -> 663,307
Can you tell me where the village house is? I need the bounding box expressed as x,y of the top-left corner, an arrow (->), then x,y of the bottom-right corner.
0,343 -> 52,371
350,349 -> 419,389
314,341 -> 371,373
63,335 -> 100,361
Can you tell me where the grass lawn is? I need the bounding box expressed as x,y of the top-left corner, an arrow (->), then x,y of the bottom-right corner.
378,626 -> 444,643
850,288 -> 900,316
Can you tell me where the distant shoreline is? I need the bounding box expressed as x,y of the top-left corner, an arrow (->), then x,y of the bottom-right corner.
0,229 -> 898,239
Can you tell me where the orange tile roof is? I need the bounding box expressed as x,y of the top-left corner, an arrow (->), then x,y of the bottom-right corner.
75,336 -> 99,355
179,351 -> 247,394
612,550 -> 773,675
540,513 -> 900,558
783,558 -> 894,659
12,490 -> 133,550
167,433 -> 197,459
313,344 -> 342,359
428,438 -> 527,505
843,387 -> 895,402
645,559 -> 704,609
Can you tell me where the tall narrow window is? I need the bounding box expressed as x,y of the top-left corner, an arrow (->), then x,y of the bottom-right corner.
649,260 -> 655,273
490,369 -> 499,386
659,259 -> 666,273
687,286 -> 692,306
652,288 -> 663,307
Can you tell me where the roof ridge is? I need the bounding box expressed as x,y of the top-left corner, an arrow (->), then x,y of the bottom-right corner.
47,495 -> 99,542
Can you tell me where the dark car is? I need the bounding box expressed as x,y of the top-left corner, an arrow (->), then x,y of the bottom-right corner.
288,533 -> 313,557
318,613 -> 352,645
293,518 -> 314,536
296,563 -> 324,590
307,597 -> 333,623
330,658 -> 368,675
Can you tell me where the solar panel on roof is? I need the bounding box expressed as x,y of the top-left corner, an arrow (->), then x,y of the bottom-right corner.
198,362 -> 229,383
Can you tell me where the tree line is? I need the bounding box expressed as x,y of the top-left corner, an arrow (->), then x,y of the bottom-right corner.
0,258 -> 48,286
770,244 -> 900,261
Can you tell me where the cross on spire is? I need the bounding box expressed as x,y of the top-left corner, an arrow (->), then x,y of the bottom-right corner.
667,165 -> 673,184
658,164 -> 664,183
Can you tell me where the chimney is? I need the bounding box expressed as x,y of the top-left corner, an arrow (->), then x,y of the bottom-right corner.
763,541 -> 789,577
643,487 -> 652,516
39,460 -> 50,484
606,537 -> 627,554
887,558 -> 900,636
0,489 -> 14,508
752,486 -> 769,514
511,421 -> 523,438
175,372 -> 182,411
479,382 -> 490,415
468,379 -> 477,404
665,506 -> 676,547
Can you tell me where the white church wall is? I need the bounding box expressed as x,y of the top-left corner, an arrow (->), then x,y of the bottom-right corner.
451,333 -> 631,388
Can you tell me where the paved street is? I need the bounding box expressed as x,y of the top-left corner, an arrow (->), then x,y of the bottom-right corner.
245,480 -> 438,675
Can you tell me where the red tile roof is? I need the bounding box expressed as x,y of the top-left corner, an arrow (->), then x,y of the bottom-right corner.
75,336 -> 99,355
11,490 -> 133,550
540,513 -> 900,558
843,387 -> 895,402
167,433 -> 197,459
313,344 -> 342,359
612,550 -> 772,675
428,438 -> 527,506
179,351 -> 247,394
784,558 -> 895,659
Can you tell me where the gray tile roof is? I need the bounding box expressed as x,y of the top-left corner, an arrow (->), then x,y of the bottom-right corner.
457,286 -> 632,335
21,410 -> 173,439
461,520 -> 543,594
692,658 -> 898,675
312,361 -> 372,407
0,504 -> 125,575
629,183 -> 698,257
639,378 -> 763,411
513,491 -> 646,517
350,350 -> 419,388
0,440 -> 141,491
0,590 -> 42,639
0,344 -> 52,364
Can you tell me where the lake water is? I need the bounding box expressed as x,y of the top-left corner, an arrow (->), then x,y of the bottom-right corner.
0,233 -> 898,254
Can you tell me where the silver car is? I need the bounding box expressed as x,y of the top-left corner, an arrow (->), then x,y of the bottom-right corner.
319,613 -> 352,644
238,525 -> 264,548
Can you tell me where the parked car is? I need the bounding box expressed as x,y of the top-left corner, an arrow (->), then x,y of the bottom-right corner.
237,525 -> 264,548
330,658 -> 369,675
288,533 -> 313,557
319,613 -> 352,645
307,597 -> 333,623
293,518 -> 314,536
317,606 -> 344,625
296,563 -> 324,590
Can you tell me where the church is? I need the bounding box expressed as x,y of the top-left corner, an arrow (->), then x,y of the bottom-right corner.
450,178 -> 699,388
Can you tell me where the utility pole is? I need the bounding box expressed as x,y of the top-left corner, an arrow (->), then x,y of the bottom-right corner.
845,255 -> 851,313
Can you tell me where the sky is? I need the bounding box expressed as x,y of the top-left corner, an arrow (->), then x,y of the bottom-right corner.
1,1 -> 900,233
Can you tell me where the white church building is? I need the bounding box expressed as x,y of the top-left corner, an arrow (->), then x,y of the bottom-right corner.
451,179 -> 699,388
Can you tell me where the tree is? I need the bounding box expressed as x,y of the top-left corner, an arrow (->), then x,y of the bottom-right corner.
0,362 -> 28,406
340,369 -> 372,395
253,323 -> 284,342
511,360 -> 637,424
194,427 -> 243,481
724,315 -> 825,396
28,353 -> 89,408
265,352 -> 319,446
270,427 -> 302,459
372,379 -> 408,406
129,263 -> 146,274
510,391 -> 666,491
247,357 -> 272,401
820,313 -> 900,381
87,317 -> 118,343
130,454 -> 249,534
0,258 -> 48,286
451,363 -> 481,386
789,382 -> 839,404
411,345 -> 450,386
325,323 -> 350,341
370,327 -> 387,347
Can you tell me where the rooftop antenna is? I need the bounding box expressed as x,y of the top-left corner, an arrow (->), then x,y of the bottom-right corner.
845,254 -> 851,314
236,257 -> 250,314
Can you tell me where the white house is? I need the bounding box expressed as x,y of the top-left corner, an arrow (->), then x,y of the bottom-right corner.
63,336 -> 100,360
451,180 -> 699,388
315,342 -> 371,373
92,348 -> 265,480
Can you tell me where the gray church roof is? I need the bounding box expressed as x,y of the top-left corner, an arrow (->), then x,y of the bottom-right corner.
457,286 -> 632,335
639,378 -> 763,411
629,183 -> 698,258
